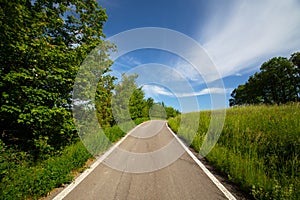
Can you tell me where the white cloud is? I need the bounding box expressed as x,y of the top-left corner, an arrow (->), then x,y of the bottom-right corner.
142,85 -> 173,97
142,85 -> 229,98
200,0 -> 300,77
172,60 -> 202,82
178,88 -> 229,97
112,55 -> 142,70
121,55 -> 142,66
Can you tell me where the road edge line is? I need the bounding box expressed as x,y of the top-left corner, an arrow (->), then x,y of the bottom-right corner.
166,123 -> 237,200
52,121 -> 148,200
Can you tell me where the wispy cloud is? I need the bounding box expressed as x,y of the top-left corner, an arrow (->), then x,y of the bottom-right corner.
113,55 -> 142,68
200,0 -> 300,77
172,59 -> 202,82
142,85 -> 230,98
178,88 -> 230,97
142,85 -> 173,97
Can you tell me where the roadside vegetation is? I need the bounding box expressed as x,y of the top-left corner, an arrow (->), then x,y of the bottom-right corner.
0,1 -> 178,199
0,118 -> 150,200
168,104 -> 299,199
2,0 -> 298,199
168,50 -> 300,200
0,140 -> 91,199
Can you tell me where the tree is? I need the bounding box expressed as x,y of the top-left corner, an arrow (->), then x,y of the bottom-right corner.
95,74 -> 116,128
112,74 -> 147,123
229,85 -> 247,106
0,0 -> 109,156
129,88 -> 147,120
165,106 -> 179,118
230,52 -> 300,106
146,98 -> 154,108
149,103 -> 166,119
290,52 -> 300,101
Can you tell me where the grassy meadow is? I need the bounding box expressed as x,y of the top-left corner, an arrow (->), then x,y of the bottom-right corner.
168,104 -> 299,199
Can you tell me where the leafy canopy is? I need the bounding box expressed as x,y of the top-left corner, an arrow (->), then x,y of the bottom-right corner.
0,0 -> 110,156
230,52 -> 300,106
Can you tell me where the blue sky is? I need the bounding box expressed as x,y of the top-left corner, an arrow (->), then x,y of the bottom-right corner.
99,0 -> 300,112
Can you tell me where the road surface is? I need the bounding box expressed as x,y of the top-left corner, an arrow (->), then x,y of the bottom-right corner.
53,120 -> 235,200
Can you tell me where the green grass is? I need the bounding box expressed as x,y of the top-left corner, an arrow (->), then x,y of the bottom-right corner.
0,141 -> 92,200
0,118 -> 149,200
168,104 -> 300,200
104,118 -> 149,143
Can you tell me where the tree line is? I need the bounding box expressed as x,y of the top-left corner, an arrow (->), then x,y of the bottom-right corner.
110,74 -> 179,125
230,52 -> 300,106
0,0 -> 178,159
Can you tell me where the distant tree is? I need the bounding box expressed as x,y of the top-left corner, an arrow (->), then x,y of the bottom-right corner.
149,104 -> 166,119
291,52 -> 300,68
95,73 -> 116,128
129,87 -> 147,120
146,98 -> 155,108
0,0 -> 109,156
230,52 -> 300,106
260,57 -> 296,104
147,100 -> 179,119
290,52 -> 300,101
112,74 -> 147,123
165,106 -> 180,118
112,77 -> 180,122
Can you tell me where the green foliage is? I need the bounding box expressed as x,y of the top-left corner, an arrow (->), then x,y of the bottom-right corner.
230,52 -> 300,106
130,87 -> 147,120
0,117 -> 152,199
0,140 -> 92,200
0,0 -> 181,199
0,0 -> 109,155
103,118 -> 149,143
133,117 -> 150,125
95,73 -> 116,128
168,104 -> 300,199
168,115 -> 181,133
104,125 -> 126,143
73,42 -> 116,155
112,74 -> 180,123
165,105 -> 180,119
112,74 -> 136,123
149,103 -> 167,119
148,102 -> 179,119
112,74 -> 148,123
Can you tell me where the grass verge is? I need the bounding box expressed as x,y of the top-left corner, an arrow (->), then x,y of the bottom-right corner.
168,104 -> 299,200
0,141 -> 91,200
0,118 -> 149,200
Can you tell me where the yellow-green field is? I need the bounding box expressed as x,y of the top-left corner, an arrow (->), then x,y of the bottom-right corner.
168,104 -> 299,200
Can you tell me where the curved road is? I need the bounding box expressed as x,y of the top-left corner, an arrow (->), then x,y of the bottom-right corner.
53,120 -> 235,200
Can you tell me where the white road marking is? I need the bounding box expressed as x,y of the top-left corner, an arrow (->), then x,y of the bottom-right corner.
53,120 -> 236,200
52,122 -> 146,200
166,122 -> 237,200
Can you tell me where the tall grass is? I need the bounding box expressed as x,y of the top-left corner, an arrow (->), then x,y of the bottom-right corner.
168,104 -> 299,199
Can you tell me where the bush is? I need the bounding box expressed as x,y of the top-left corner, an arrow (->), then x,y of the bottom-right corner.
104,125 -> 126,143
0,141 -> 91,200
134,117 -> 150,125
104,118 -> 150,143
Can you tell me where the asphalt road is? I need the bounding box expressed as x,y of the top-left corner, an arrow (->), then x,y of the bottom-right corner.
54,120 -> 234,200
